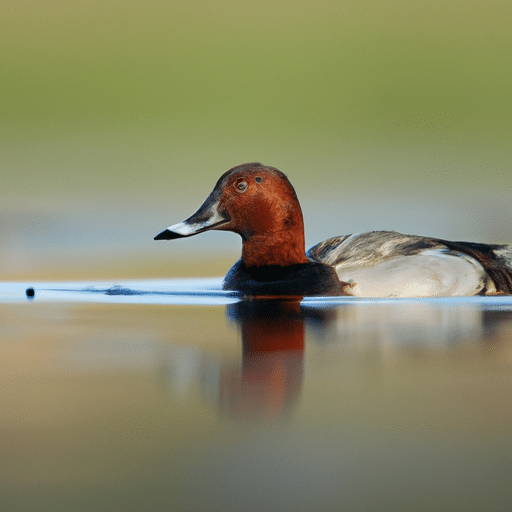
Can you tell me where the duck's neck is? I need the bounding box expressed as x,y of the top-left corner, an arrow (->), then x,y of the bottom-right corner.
241,229 -> 309,267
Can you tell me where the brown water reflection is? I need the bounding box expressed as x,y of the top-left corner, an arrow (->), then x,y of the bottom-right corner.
222,300 -> 306,423
1,294 -> 512,511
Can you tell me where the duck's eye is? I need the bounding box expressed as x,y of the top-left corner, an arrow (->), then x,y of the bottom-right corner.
255,176 -> 263,183
235,180 -> 248,193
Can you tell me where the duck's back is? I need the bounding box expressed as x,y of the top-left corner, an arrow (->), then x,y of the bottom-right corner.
307,231 -> 512,297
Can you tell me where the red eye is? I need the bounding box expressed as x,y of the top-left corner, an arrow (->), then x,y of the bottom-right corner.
236,180 -> 248,193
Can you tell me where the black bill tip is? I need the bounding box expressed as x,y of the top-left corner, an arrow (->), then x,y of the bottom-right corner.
154,229 -> 185,240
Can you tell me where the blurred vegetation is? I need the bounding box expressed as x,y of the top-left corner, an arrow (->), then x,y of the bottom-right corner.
1,0 -> 511,278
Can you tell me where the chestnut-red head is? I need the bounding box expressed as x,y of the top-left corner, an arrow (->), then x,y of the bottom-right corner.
155,163 -> 309,267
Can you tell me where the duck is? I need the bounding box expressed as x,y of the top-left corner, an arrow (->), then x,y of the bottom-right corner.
154,163 -> 512,297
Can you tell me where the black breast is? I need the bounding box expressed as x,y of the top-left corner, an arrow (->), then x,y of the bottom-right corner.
223,259 -> 346,297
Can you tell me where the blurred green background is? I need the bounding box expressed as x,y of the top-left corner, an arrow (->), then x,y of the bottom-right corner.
1,0 -> 511,280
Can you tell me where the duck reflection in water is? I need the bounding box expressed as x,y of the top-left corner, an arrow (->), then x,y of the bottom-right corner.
159,298 -> 335,424
159,298 -> 512,424
221,299 -> 308,423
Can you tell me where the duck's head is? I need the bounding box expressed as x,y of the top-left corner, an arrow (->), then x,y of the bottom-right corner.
155,163 -> 309,267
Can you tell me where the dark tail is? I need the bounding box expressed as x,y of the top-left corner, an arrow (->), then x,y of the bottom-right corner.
442,240 -> 512,294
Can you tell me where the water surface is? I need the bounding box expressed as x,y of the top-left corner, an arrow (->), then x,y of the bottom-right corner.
1,279 -> 512,511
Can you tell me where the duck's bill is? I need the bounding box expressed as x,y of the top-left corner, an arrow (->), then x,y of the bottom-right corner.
154,193 -> 230,240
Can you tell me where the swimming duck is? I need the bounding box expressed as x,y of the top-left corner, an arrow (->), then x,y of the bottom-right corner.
154,163 -> 512,297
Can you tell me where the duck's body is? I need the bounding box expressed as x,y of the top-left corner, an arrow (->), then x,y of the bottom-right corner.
154,163 -> 512,297
308,231 -> 512,297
